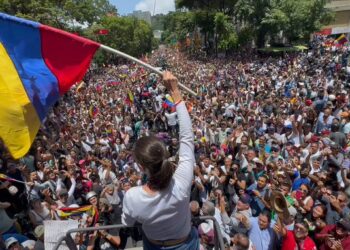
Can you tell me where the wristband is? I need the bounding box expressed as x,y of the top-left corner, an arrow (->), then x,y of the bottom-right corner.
174,100 -> 183,107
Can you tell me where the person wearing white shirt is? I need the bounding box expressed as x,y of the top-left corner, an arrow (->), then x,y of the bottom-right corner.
121,72 -> 199,249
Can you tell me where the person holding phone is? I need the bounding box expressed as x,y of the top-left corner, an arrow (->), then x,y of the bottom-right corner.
292,184 -> 314,215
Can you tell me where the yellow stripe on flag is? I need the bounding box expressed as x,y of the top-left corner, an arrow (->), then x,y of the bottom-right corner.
336,34 -> 346,41
0,43 -> 41,158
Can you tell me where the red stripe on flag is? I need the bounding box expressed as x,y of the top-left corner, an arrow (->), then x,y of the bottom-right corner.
40,25 -> 100,95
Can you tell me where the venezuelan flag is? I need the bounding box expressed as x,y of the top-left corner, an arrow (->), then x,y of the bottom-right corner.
164,99 -> 175,108
56,205 -> 99,222
0,13 -> 100,159
128,91 -> 134,104
336,34 -> 348,45
163,94 -> 175,108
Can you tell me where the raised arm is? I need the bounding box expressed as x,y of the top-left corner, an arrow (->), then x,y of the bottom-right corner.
163,72 -> 195,194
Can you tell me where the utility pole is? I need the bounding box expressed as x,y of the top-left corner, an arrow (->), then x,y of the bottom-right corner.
153,0 -> 156,16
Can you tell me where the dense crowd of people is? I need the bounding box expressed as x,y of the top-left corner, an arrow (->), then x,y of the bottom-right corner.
0,35 -> 350,250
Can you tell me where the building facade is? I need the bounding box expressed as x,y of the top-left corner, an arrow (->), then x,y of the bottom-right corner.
325,0 -> 350,34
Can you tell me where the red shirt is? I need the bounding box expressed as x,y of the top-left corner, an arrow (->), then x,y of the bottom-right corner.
282,231 -> 317,250
318,225 -> 350,250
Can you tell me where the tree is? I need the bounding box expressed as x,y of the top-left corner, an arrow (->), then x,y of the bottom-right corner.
214,12 -> 238,53
0,0 -> 117,29
85,15 -> 154,63
262,0 -> 333,43
161,11 -> 195,44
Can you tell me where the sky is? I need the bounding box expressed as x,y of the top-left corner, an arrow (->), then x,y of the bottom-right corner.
110,0 -> 175,16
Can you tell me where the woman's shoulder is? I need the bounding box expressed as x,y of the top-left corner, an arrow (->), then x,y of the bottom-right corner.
124,186 -> 143,199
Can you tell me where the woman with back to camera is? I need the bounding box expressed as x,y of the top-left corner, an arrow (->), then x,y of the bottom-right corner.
121,71 -> 199,249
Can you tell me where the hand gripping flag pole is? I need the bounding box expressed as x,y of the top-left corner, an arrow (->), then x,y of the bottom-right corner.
100,44 -> 197,96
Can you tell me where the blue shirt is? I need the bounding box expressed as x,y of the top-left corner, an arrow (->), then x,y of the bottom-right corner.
247,184 -> 268,216
249,217 -> 276,250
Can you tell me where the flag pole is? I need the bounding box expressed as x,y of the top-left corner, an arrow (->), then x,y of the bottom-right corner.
100,44 -> 197,96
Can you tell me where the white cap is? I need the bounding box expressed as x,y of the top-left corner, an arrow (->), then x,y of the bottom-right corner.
252,157 -> 263,165
5,237 -> 18,248
328,94 -> 336,101
288,206 -> 297,217
8,185 -> 18,195
21,240 -> 36,249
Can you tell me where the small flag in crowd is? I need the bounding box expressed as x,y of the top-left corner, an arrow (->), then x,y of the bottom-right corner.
336,34 -> 348,45
163,94 -> 175,108
96,84 -> 103,93
0,173 -> 26,184
0,13 -> 100,159
126,91 -> 134,105
0,173 -> 11,182
56,205 -> 99,221
89,105 -> 99,118
128,91 -> 134,104
107,80 -> 122,86
96,29 -> 109,35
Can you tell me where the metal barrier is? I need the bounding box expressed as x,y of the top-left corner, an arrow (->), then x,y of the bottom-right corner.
53,216 -> 225,250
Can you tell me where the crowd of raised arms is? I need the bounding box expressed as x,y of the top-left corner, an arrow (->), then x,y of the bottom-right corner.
0,35 -> 350,250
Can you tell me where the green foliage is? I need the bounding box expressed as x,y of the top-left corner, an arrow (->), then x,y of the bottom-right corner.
237,27 -> 254,47
85,16 -> 154,59
0,0 -> 117,29
214,12 -> 238,51
219,33 -> 238,50
262,0 -> 334,42
175,0 -> 334,49
151,14 -> 166,30
161,11 -> 196,43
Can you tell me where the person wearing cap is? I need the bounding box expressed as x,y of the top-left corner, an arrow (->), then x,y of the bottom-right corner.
279,118 -> 300,146
33,225 -> 45,250
4,237 -> 23,250
221,194 -> 252,235
316,218 -> 350,250
274,219 -> 316,250
266,145 -> 285,165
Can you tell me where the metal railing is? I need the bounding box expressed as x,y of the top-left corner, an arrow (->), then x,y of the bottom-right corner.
53,216 -> 225,250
